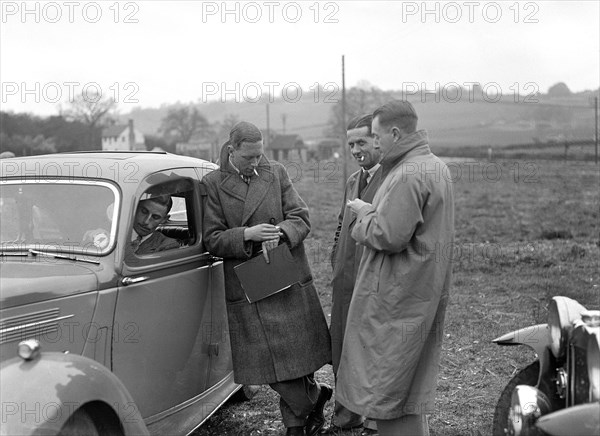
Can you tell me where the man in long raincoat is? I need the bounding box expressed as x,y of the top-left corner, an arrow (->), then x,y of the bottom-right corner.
337,101 -> 455,436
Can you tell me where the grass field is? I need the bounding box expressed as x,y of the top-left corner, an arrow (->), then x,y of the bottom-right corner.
196,157 -> 599,436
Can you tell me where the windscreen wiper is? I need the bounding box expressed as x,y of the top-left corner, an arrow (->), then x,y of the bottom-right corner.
28,249 -> 100,265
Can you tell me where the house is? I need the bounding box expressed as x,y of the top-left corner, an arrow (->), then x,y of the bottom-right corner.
268,134 -> 306,162
316,138 -> 341,160
102,119 -> 145,151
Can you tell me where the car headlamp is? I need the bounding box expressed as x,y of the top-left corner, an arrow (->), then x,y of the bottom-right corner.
509,385 -> 552,436
548,296 -> 587,359
17,339 -> 41,361
587,330 -> 600,401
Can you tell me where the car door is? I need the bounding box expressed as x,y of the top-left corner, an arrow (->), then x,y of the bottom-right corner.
111,168 -> 215,419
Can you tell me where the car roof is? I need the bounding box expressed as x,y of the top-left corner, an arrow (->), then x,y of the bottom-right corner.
0,151 -> 217,181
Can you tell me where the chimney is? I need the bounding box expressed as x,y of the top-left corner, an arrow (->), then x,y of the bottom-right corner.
128,119 -> 135,150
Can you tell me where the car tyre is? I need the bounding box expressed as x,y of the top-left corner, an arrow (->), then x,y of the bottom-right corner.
57,409 -> 100,436
492,360 -> 540,436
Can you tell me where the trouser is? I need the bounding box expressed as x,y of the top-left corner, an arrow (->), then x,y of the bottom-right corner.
269,374 -> 320,427
331,399 -> 363,428
332,374 -> 376,430
376,415 -> 430,436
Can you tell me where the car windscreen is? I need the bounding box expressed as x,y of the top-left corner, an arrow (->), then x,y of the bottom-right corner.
0,180 -> 119,256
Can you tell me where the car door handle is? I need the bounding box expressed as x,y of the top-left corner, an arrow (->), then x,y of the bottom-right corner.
122,276 -> 149,286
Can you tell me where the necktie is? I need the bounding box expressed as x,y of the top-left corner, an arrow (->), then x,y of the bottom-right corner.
241,174 -> 251,185
131,235 -> 142,253
358,170 -> 369,198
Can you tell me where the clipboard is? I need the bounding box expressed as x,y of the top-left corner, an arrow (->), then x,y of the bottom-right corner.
234,243 -> 300,303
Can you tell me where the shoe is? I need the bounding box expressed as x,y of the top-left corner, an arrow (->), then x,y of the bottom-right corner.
286,426 -> 305,436
305,384 -> 333,436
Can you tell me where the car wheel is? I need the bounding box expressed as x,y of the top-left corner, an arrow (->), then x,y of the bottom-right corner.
230,384 -> 260,402
57,409 -> 100,436
492,360 -> 540,436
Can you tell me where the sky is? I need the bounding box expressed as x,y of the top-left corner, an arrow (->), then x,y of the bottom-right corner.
1,0 -> 599,116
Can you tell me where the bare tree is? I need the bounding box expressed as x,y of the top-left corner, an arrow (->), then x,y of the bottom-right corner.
63,92 -> 116,149
160,106 -> 209,145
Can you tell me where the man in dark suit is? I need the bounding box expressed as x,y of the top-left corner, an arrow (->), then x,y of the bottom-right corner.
131,195 -> 179,255
325,114 -> 382,434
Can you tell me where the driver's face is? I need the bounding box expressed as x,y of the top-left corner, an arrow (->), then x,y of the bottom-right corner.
133,200 -> 168,237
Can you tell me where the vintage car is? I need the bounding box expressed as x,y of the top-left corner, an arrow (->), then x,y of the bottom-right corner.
493,296 -> 600,436
0,151 -> 249,435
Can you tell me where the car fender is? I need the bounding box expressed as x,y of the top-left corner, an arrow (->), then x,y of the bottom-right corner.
0,352 -> 149,436
535,403 -> 600,436
492,323 -> 550,358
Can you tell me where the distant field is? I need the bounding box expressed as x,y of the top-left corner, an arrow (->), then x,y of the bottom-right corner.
196,158 -> 599,436
435,141 -> 598,161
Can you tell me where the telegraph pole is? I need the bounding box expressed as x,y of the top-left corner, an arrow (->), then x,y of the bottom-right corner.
266,102 -> 270,150
341,55 -> 348,184
594,96 -> 598,165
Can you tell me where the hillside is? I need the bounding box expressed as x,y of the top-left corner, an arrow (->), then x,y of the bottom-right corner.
121,86 -> 598,148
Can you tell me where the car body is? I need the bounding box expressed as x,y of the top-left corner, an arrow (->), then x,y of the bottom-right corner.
0,151 -> 239,435
492,296 -> 600,436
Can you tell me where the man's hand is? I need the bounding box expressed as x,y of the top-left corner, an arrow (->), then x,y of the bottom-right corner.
347,198 -> 369,214
244,223 -> 284,263
244,223 -> 283,242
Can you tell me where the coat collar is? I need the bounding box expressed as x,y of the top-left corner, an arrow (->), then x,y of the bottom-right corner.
381,129 -> 431,178
218,155 -> 275,226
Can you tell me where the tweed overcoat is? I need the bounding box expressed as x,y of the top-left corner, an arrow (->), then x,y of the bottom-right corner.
201,153 -> 332,385
330,166 -> 382,373
337,130 -> 454,419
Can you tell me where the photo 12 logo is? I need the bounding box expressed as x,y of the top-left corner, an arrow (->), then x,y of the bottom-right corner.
201,81 -> 340,104
400,1 -> 540,24
401,82 -> 540,104
1,81 -> 140,104
1,1 -> 140,24
201,1 -> 340,24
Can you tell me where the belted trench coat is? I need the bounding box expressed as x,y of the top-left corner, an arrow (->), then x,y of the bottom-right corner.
337,130 -> 454,419
202,152 -> 331,385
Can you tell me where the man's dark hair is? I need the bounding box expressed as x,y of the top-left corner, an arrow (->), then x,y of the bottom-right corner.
146,195 -> 173,214
228,121 -> 263,149
373,100 -> 418,134
347,114 -> 373,135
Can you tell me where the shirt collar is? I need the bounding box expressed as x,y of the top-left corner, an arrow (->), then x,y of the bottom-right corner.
364,163 -> 380,178
132,230 -> 152,244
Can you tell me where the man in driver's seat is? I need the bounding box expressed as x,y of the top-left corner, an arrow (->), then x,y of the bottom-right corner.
131,195 -> 180,255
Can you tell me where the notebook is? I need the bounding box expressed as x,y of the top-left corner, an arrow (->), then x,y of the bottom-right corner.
234,243 -> 301,303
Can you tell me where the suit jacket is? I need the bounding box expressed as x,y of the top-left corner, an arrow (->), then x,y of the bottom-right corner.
330,166 -> 383,373
201,152 -> 331,384
136,231 -> 180,255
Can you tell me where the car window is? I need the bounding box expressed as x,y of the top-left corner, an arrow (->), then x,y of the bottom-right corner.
127,170 -> 199,262
0,181 -> 119,255
168,197 -> 187,222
